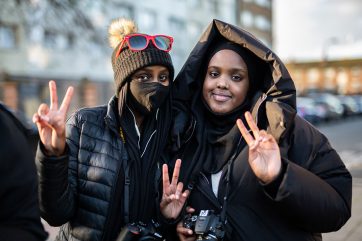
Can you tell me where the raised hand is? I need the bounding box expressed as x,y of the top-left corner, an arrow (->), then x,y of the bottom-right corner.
236,111 -> 281,184
160,159 -> 190,219
32,80 -> 74,156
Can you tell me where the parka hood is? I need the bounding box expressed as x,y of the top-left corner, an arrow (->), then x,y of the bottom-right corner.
174,19 -> 297,143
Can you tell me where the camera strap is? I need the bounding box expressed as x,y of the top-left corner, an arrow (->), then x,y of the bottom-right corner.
220,137 -> 243,224
123,158 -> 131,224
122,158 -> 162,225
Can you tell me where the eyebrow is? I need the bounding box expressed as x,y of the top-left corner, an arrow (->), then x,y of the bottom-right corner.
142,66 -> 168,71
208,66 -> 247,73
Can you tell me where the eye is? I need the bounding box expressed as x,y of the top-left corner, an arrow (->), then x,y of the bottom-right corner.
136,73 -> 151,82
159,74 -> 169,82
209,71 -> 219,78
231,75 -> 242,82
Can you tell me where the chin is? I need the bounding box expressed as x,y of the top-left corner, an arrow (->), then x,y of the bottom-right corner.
210,106 -> 230,114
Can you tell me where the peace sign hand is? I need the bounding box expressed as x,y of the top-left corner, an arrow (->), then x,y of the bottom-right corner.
236,111 -> 281,184
32,80 -> 74,156
160,159 -> 190,219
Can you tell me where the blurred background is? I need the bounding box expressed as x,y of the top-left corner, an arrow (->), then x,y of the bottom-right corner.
0,0 -> 361,240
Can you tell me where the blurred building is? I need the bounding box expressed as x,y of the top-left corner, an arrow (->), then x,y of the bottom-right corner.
0,0 -> 274,117
237,0 -> 273,48
0,0 -> 113,117
286,58 -> 362,95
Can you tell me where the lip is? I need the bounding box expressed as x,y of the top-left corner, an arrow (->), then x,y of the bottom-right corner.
211,92 -> 231,102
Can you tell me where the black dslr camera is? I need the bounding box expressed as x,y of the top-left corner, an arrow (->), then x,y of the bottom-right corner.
183,210 -> 225,241
117,220 -> 163,241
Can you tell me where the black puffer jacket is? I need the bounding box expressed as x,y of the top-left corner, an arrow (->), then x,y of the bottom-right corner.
173,19 -> 352,241
36,97 -> 151,241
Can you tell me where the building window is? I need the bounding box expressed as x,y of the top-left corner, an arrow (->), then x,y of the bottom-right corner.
188,0 -> 201,8
188,22 -> 202,39
67,34 -> 74,49
254,15 -> 271,31
240,11 -> 254,28
44,30 -> 57,49
138,11 -> 157,32
255,0 -> 271,8
307,68 -> 320,89
0,24 -> 17,49
169,17 -> 186,34
113,4 -> 134,20
206,0 -> 218,14
43,30 -> 74,50
336,69 -> 348,94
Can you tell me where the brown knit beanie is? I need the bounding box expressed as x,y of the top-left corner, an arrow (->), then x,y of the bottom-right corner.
108,18 -> 174,97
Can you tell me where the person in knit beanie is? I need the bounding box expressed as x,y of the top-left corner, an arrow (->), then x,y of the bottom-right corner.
32,18 -> 188,241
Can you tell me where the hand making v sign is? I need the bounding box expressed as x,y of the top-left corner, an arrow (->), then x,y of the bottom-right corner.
160,159 -> 190,219
236,111 -> 282,184
32,80 -> 74,156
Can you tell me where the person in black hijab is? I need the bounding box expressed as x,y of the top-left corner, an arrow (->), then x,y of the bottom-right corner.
170,19 -> 351,241
33,18 -> 187,241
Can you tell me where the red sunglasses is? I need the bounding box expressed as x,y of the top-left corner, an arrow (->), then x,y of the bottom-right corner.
115,33 -> 174,58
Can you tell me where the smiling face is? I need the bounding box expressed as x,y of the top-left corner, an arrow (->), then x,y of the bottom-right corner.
202,49 -> 250,114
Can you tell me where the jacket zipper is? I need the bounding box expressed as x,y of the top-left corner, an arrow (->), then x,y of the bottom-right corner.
254,93 -> 268,126
101,160 -> 123,241
100,125 -> 125,241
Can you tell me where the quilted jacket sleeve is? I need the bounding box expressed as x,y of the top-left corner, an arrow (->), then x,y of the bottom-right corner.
36,112 -> 81,226
263,116 -> 352,232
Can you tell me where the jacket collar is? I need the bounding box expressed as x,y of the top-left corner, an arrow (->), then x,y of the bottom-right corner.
104,96 -> 119,135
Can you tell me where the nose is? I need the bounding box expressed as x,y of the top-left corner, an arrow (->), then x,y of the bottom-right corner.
216,76 -> 228,89
152,76 -> 170,86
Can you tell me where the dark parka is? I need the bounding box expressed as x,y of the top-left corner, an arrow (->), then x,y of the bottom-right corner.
173,19 -> 352,241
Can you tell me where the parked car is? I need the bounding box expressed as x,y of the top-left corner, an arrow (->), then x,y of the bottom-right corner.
351,95 -> 362,115
337,95 -> 359,116
306,93 -> 344,121
297,97 -> 327,124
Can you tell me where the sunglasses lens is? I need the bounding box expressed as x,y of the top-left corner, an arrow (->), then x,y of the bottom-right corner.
128,35 -> 148,50
154,36 -> 172,51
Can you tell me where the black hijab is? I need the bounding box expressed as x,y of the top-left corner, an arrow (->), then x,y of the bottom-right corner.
179,40 -> 262,184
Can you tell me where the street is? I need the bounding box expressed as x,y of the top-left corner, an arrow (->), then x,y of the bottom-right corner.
43,117 -> 362,241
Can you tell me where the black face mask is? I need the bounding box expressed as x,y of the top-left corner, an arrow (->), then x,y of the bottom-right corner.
128,81 -> 170,115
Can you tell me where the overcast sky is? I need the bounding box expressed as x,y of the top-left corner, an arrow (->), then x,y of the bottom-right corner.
273,0 -> 362,61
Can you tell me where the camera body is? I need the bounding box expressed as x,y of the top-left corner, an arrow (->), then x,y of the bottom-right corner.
117,220 -> 163,241
183,210 -> 225,241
